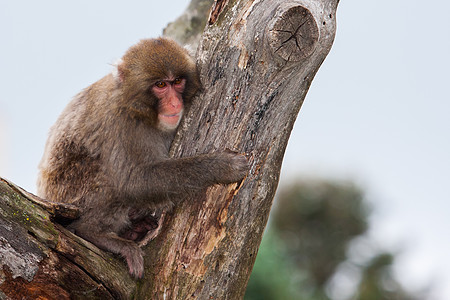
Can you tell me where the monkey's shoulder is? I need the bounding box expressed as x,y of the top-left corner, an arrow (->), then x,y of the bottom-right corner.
78,74 -> 119,108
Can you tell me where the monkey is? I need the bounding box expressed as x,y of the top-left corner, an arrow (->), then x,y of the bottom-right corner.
37,38 -> 248,278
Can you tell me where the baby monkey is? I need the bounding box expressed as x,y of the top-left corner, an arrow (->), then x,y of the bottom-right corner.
37,38 -> 247,278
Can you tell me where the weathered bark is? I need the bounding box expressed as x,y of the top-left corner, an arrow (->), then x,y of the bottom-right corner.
0,177 -> 136,299
0,0 -> 338,299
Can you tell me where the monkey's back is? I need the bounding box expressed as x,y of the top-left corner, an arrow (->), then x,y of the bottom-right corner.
36,75 -> 116,208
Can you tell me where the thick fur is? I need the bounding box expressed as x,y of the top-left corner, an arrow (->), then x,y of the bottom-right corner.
37,38 -> 247,278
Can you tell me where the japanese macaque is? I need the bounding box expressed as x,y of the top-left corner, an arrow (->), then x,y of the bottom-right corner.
37,38 -> 248,278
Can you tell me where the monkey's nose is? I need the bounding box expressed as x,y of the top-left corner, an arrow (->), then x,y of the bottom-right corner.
169,97 -> 182,109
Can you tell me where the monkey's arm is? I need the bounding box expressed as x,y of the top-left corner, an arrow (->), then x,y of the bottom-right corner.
115,152 -> 247,202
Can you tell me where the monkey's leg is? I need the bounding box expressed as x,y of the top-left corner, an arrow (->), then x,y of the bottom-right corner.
77,229 -> 144,278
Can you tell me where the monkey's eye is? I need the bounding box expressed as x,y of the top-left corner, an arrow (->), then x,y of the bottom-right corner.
173,78 -> 182,85
155,81 -> 166,88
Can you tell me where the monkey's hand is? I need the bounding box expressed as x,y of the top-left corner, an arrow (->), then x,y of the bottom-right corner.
212,151 -> 249,185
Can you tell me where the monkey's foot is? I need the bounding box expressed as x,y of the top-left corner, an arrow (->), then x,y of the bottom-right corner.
138,212 -> 165,247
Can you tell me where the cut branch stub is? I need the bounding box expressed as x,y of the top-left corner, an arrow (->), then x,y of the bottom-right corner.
268,5 -> 319,62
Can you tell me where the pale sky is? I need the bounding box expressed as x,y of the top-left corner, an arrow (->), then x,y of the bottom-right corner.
1,0 -> 449,299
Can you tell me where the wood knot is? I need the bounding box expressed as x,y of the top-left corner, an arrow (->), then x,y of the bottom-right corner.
268,5 -> 319,62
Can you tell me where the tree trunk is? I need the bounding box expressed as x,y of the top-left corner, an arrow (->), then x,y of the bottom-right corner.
141,0 -> 339,298
0,0 -> 339,299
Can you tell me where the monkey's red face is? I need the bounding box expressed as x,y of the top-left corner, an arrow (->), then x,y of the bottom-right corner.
153,77 -> 186,131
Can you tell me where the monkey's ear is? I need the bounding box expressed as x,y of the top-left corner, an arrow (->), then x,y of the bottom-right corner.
112,58 -> 127,84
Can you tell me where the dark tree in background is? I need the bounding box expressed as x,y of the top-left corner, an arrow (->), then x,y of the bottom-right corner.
274,180 -> 369,287
245,179 -> 426,300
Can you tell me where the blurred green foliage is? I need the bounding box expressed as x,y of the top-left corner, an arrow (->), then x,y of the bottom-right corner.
245,179 -> 420,300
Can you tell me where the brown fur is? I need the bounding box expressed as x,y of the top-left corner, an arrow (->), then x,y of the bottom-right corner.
37,38 -> 247,278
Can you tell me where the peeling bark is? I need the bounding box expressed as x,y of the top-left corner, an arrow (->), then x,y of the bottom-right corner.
0,0 -> 338,299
